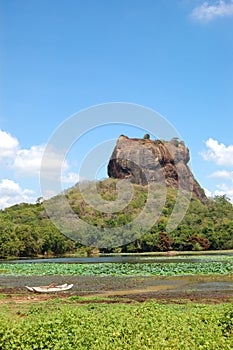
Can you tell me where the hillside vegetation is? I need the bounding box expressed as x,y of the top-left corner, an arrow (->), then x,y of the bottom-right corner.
0,178 -> 233,258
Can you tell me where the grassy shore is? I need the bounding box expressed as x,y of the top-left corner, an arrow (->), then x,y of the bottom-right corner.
0,298 -> 232,350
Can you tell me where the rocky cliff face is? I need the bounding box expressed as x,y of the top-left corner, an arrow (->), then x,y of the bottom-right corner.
108,135 -> 207,203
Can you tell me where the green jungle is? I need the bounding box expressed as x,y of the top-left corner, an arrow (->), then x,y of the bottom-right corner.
0,178 -> 233,258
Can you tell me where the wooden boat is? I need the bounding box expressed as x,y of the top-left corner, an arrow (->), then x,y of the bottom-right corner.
25,283 -> 73,293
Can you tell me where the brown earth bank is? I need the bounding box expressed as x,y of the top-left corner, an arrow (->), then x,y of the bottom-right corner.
0,275 -> 232,304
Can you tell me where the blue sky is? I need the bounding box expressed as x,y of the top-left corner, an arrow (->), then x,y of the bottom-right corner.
0,0 -> 233,208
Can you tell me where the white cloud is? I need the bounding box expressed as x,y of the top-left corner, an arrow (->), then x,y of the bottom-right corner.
203,185 -> 233,202
0,130 -> 19,158
201,138 -> 233,166
0,179 -> 35,209
209,170 -> 233,180
0,129 -> 46,177
13,145 -> 46,176
201,138 -> 233,203
61,172 -> 80,185
191,0 -> 233,22
0,128 -> 83,205
203,187 -> 212,197
208,170 -> 233,202
4,141 -> 70,180
39,147 -> 71,185
0,129 -> 70,179
214,183 -> 233,201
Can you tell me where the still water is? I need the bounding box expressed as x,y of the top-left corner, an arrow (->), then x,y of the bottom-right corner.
1,252 -> 233,264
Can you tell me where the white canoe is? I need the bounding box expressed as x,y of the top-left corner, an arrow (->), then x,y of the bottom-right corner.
25,283 -> 73,293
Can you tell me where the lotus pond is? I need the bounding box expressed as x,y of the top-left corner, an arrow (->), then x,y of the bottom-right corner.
0,254 -> 233,276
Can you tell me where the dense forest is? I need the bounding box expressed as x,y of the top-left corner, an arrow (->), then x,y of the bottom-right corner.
0,178 -> 233,258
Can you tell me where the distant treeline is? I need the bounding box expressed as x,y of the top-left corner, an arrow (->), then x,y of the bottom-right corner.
0,179 -> 233,258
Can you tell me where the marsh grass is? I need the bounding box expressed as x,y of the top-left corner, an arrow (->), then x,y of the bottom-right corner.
0,299 -> 232,349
